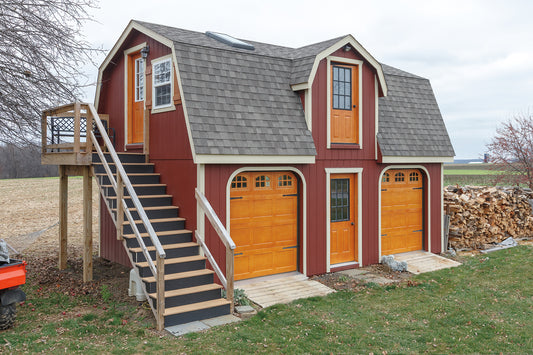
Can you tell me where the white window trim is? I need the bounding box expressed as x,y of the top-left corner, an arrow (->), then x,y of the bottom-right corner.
377,166 -> 432,261
325,167 -> 363,272
151,55 -> 174,111
225,167 -> 308,276
327,56 -> 364,149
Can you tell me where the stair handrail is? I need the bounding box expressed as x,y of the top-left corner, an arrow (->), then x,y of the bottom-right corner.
87,103 -> 166,329
195,188 -> 235,311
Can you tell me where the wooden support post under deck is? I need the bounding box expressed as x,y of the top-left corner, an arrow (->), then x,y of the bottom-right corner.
83,166 -> 93,282
59,165 -> 68,270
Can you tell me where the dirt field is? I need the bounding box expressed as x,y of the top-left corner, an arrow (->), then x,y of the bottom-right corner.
0,176 -> 100,256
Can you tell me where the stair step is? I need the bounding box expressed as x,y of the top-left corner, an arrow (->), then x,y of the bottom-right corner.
136,254 -> 206,277
123,217 -> 185,226
93,152 -> 146,164
163,299 -> 231,326
130,242 -> 197,255
142,268 -> 214,284
164,298 -> 231,316
142,268 -> 215,293
93,162 -> 155,174
101,183 -> 167,196
96,173 -> 161,185
108,194 -> 173,208
122,217 -> 186,234
114,205 -> 179,220
123,229 -> 192,248
123,229 -> 192,240
129,241 -> 199,263
137,255 -> 206,269
149,283 -> 222,300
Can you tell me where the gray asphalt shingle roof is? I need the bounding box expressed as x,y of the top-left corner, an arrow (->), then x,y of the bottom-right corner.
134,21 -> 454,159
377,64 -> 455,157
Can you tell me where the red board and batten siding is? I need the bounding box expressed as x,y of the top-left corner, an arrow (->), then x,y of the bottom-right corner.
98,30 -> 197,266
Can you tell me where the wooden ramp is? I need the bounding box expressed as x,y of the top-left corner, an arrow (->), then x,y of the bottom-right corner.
393,251 -> 461,274
235,272 -> 334,308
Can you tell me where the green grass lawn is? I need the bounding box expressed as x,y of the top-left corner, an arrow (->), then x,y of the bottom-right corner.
2,246 -> 532,353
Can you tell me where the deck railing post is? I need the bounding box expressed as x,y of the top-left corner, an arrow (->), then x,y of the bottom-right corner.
85,105 -> 93,154
116,172 -> 124,240
41,111 -> 47,155
226,248 -> 234,313
156,254 -> 165,331
73,102 -> 81,154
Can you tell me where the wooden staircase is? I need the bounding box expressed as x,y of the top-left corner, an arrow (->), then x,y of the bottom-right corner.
93,152 -> 231,327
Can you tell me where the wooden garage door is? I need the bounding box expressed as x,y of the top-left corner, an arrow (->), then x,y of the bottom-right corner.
381,169 -> 423,255
230,172 -> 298,281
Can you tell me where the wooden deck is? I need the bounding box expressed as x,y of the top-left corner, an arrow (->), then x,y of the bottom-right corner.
393,250 -> 461,274
235,272 -> 334,308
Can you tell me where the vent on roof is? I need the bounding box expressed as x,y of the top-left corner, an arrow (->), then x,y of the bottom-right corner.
205,31 -> 255,50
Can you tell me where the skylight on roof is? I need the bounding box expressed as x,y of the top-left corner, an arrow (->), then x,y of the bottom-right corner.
205,31 -> 255,51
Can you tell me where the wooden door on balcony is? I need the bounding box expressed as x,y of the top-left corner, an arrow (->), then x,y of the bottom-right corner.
127,52 -> 145,144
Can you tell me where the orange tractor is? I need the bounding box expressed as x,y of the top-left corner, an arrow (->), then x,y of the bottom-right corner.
0,241 -> 27,330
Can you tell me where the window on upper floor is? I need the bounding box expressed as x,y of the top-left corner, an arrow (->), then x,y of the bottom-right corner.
152,57 -> 172,109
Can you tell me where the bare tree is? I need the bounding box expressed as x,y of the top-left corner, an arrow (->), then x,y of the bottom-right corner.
486,112 -> 533,188
0,0 -> 100,145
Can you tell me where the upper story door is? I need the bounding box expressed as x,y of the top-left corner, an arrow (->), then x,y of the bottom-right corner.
331,64 -> 359,144
127,52 -> 145,144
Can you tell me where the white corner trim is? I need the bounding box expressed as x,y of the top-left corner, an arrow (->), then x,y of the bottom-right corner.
375,75 -> 379,161
123,43 -> 147,147
325,167 -> 363,272
305,88 -> 312,131
170,48 -> 197,162
196,164 -> 205,256
377,165 -> 432,261
441,163 -> 445,252
225,167 -> 308,276
195,154 -> 315,165
326,56 -> 364,149
381,156 -> 454,164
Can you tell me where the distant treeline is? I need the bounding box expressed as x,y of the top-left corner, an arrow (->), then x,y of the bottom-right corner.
0,144 -> 58,179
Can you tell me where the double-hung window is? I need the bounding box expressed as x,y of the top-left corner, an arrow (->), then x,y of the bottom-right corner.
152,57 -> 172,109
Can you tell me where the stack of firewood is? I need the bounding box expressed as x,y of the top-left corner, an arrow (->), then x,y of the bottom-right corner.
444,186 -> 533,250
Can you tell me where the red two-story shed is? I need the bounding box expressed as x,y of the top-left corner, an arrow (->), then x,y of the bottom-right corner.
96,20 -> 454,283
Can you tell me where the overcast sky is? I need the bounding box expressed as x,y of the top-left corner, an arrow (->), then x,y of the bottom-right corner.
82,0 -> 533,159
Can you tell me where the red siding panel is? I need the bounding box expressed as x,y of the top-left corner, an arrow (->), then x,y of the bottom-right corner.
99,196 -> 131,267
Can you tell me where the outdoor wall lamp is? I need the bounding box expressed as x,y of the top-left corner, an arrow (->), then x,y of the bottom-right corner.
344,44 -> 352,52
140,45 -> 150,59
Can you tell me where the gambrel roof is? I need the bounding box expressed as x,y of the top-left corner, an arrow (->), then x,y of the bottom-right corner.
378,64 -> 455,159
96,20 -> 454,163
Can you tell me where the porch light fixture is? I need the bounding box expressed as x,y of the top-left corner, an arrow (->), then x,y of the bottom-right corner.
140,45 -> 150,59
343,44 -> 352,52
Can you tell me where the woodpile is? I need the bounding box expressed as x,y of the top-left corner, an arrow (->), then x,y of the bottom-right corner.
444,186 -> 533,250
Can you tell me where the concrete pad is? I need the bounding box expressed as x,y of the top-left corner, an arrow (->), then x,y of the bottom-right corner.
202,314 -> 241,327
166,315 -> 241,337
166,321 -> 210,337
235,305 -> 255,314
